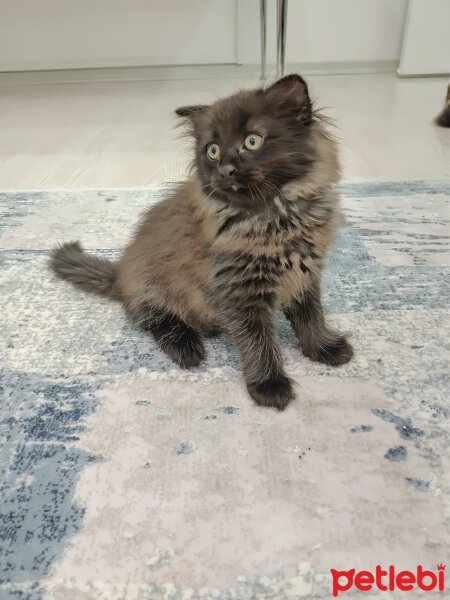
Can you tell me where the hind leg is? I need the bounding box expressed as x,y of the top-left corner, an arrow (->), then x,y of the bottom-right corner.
134,304 -> 206,368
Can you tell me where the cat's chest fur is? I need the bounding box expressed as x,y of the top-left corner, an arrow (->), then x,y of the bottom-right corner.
207,191 -> 340,309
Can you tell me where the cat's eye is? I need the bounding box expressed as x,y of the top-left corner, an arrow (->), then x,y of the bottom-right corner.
206,143 -> 221,160
244,133 -> 264,151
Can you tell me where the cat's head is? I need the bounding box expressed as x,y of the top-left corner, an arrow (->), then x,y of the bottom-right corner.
176,75 -> 334,210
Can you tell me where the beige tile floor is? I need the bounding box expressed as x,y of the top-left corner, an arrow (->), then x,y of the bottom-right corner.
0,73 -> 449,190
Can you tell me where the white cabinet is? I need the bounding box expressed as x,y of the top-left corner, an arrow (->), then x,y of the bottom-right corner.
399,0 -> 450,76
0,0 -> 418,75
0,0 -> 238,71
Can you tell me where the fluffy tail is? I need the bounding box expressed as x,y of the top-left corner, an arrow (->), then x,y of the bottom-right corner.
49,241 -> 119,298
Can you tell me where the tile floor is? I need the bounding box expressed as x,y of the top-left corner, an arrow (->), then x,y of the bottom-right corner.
0,73 -> 449,190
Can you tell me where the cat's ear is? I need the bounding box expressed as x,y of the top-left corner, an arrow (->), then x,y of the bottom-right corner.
175,105 -> 209,119
266,74 -> 312,122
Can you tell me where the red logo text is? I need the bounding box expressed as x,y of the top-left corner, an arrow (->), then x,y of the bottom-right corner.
330,564 -> 446,596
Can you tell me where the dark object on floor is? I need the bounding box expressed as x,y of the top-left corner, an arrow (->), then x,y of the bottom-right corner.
435,84 -> 450,128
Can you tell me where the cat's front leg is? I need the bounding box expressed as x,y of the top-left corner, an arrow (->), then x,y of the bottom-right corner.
222,299 -> 295,410
284,281 -> 353,366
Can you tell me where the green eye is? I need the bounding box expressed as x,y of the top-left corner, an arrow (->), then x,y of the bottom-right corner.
207,143 -> 220,160
244,133 -> 264,151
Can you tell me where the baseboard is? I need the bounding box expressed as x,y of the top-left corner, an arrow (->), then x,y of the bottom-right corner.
397,69 -> 449,78
0,64 -> 247,86
0,60 -> 401,86
287,60 -> 401,76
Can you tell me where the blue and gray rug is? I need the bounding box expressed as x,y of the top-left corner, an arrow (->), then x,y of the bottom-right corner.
1,181 -> 449,599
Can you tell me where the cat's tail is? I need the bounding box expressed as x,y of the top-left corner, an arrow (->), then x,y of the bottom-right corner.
49,241 -> 119,299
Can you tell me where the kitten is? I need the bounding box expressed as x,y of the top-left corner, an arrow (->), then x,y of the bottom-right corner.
435,84 -> 450,128
50,74 -> 353,410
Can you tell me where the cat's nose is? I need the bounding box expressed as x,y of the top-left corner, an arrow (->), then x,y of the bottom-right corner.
219,164 -> 236,178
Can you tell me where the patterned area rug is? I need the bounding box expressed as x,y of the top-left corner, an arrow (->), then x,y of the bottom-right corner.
1,181 -> 449,599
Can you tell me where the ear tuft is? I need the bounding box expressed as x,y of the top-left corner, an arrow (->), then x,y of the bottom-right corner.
175,105 -> 209,118
266,74 -> 312,122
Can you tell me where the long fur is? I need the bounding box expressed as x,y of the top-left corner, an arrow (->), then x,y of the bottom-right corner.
49,241 -> 118,298
49,74 -> 353,409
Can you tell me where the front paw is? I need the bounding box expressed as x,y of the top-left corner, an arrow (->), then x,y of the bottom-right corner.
303,335 -> 353,366
166,339 -> 206,369
247,374 -> 295,411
